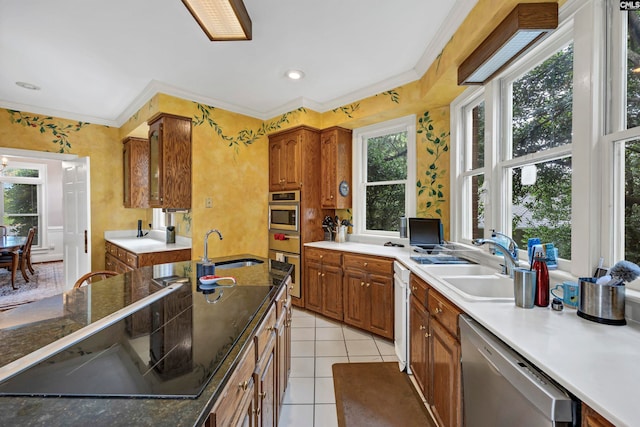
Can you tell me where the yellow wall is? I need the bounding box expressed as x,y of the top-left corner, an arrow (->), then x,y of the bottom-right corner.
0,0 -> 565,268
0,110 -> 147,268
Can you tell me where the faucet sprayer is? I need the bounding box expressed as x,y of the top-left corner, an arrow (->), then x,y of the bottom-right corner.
202,229 -> 223,263
472,238 -> 519,277
490,229 -> 519,259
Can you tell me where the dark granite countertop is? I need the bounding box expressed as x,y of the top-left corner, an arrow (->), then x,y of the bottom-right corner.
0,255 -> 293,426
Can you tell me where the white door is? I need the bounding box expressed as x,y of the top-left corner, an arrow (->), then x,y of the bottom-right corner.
62,157 -> 91,287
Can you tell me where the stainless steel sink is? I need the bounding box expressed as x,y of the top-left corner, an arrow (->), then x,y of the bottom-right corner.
215,258 -> 264,269
438,274 -> 514,302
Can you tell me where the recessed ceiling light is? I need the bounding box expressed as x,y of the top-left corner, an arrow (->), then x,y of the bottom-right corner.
285,70 -> 305,80
15,81 -> 41,91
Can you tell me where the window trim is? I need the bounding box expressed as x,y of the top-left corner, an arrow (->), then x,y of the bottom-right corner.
452,0 -> 585,274
0,161 -> 47,249
352,114 -> 416,238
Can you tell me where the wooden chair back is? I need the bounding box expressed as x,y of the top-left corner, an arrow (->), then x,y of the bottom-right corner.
73,270 -> 118,289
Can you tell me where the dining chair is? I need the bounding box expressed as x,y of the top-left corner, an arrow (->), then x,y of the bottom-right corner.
0,226 -> 36,284
22,226 -> 36,275
0,251 -> 17,289
73,270 -> 118,289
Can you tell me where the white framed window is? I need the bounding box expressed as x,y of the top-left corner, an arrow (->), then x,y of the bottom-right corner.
0,162 -> 46,248
352,115 -> 416,238
452,4 -> 578,271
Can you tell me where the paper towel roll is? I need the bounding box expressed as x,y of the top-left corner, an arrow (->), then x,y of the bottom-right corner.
276,252 -> 285,262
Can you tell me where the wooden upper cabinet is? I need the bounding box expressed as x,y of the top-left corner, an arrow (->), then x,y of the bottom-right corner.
320,127 -> 352,209
123,137 -> 149,208
148,113 -> 192,209
268,126 -> 319,191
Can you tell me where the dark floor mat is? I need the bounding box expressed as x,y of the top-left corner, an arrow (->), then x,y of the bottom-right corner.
332,362 -> 435,427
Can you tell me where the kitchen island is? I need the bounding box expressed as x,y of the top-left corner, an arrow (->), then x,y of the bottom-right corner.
0,256 -> 292,426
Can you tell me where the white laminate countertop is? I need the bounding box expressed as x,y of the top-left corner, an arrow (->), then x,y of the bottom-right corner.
305,240 -> 640,426
104,230 -> 191,254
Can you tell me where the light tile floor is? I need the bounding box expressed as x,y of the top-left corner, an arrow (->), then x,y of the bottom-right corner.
278,307 -> 399,427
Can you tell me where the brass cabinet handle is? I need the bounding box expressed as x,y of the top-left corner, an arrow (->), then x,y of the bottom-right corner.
259,391 -> 267,399
321,273 -> 325,277
366,283 -> 370,287
411,286 -> 417,291
320,255 -> 323,259
434,307 -> 443,314
419,325 -> 426,330
425,333 -> 431,338
364,262 -> 368,267
238,380 -> 248,391
318,272 -> 321,276
267,325 -> 276,332
360,281 -> 365,287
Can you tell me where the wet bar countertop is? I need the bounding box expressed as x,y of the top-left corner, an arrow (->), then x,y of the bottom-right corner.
0,255 -> 292,426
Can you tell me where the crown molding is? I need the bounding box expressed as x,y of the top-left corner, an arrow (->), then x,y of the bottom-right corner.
0,99 -> 119,127
414,0 -> 479,77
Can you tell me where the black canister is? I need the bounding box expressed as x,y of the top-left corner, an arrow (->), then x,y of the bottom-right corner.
166,226 -> 176,244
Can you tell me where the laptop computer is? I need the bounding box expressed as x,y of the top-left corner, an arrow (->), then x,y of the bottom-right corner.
408,218 -> 443,253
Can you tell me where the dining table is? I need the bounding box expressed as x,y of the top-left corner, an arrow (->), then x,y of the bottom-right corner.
0,236 -> 27,290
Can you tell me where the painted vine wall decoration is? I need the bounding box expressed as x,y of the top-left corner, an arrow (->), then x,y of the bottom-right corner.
6,109 -> 88,153
193,103 -> 306,153
331,103 -> 360,119
417,110 -> 449,218
377,90 -> 400,103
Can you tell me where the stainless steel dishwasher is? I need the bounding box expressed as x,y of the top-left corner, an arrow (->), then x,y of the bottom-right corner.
460,315 -> 578,426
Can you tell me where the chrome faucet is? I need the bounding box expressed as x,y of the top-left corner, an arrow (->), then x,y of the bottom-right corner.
202,229 -> 223,263
490,229 -> 519,259
472,238 -> 519,277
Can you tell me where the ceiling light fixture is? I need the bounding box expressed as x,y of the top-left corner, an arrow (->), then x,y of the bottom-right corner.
15,81 -> 41,91
181,0 -> 252,41
285,70 -> 305,80
458,3 -> 558,85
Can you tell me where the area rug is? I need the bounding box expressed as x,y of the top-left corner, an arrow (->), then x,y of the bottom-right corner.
332,362 -> 435,427
0,261 -> 65,311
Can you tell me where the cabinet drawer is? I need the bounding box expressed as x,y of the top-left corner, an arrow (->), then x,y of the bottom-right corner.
428,290 -> 461,338
305,247 -> 342,266
410,274 -> 428,307
343,253 -> 392,275
125,251 -> 138,268
209,340 -> 256,427
254,304 -> 276,361
105,242 -> 118,256
275,283 -> 291,318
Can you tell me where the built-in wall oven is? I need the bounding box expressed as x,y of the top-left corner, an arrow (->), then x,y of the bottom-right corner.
268,191 -> 299,232
268,191 -> 301,298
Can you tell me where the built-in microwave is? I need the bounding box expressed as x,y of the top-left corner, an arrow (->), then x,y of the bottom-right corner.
268,191 -> 299,232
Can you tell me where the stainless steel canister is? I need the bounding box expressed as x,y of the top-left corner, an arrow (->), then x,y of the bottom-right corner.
577,277 -> 626,326
513,268 -> 537,308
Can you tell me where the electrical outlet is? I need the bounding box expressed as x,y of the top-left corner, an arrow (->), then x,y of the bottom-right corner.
205,197 -> 213,208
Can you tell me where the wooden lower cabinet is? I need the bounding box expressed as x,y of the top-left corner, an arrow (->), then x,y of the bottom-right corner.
409,273 -> 462,427
303,248 -> 393,338
304,247 -> 343,321
343,253 -> 394,339
105,241 -> 191,273
207,282 -> 291,427
255,335 -> 276,427
582,403 -> 615,427
409,294 -> 430,398
208,340 -> 256,427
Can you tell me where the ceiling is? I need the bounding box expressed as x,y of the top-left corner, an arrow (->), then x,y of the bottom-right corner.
0,0 -> 476,127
